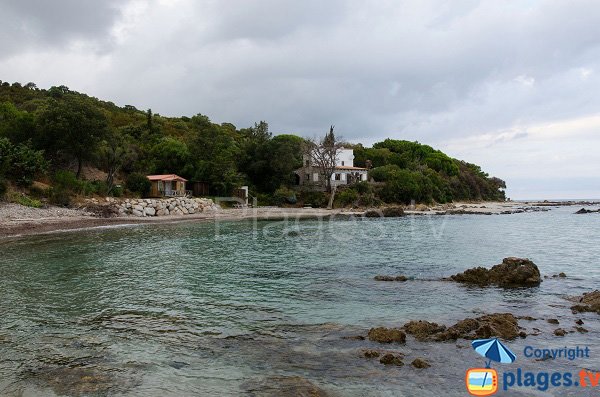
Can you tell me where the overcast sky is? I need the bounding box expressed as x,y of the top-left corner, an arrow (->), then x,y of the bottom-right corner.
1,0 -> 599,199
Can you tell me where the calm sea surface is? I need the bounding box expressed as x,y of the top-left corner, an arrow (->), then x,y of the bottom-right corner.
0,206 -> 599,396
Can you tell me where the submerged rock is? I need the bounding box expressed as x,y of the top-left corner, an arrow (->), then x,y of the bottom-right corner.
547,319 -> 559,324
402,313 -> 520,341
242,376 -> 329,397
379,353 -> 404,366
374,275 -> 408,282
450,257 -> 541,288
367,327 -> 406,344
575,208 -> 599,214
363,349 -> 380,358
411,358 -> 431,369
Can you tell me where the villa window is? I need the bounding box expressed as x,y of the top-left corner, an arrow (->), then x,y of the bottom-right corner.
335,174 -> 341,181
305,174 -> 310,181
341,161 -> 345,166
305,160 -> 310,167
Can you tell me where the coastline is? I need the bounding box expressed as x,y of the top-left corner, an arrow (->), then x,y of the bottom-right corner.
0,200 -> 595,240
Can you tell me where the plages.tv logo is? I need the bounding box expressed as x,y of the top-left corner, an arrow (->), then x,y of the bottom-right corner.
466,338 -> 516,396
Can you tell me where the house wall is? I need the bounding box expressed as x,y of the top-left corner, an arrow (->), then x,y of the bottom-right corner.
337,149 -> 354,167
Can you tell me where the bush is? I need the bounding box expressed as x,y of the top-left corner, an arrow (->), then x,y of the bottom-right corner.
7,191 -> 42,208
336,189 -> 359,207
53,170 -> 82,191
0,178 -> 7,199
300,190 -> 327,208
273,186 -> 297,205
126,172 -> 151,197
111,185 -> 124,197
48,187 -> 71,207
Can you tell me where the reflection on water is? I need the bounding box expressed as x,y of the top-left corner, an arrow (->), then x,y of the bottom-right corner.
0,206 -> 599,396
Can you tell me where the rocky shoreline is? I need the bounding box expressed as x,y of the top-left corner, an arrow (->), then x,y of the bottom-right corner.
0,199 -> 596,239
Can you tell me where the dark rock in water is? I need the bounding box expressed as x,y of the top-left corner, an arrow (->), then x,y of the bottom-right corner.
403,313 -> 520,341
450,257 -> 541,288
403,320 -> 446,341
367,327 -> 406,344
575,208 -> 599,214
342,335 -> 365,340
374,275 -> 408,282
242,376 -> 329,397
167,361 -> 189,370
379,353 -> 404,366
517,316 -> 537,321
547,319 -> 559,324
559,272 -> 567,278
575,319 -> 584,325
570,290 -> 600,314
363,349 -> 380,358
554,328 -> 567,337
411,358 -> 431,369
519,331 -> 527,338
364,207 -> 405,218
574,326 -> 588,333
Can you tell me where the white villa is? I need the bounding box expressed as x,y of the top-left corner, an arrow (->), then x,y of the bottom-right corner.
296,148 -> 369,189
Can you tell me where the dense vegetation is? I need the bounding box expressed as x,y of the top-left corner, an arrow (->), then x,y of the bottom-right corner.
0,80 -> 505,207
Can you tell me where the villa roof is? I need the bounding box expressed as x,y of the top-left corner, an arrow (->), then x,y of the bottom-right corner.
146,174 -> 188,182
335,166 -> 368,171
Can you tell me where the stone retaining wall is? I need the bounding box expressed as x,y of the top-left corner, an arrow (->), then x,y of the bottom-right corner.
116,197 -> 218,217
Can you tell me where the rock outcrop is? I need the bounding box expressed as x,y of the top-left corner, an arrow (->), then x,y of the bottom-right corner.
374,275 -> 408,282
402,313 -> 521,341
364,207 -> 405,218
411,358 -> 431,369
570,290 -> 600,314
379,353 -> 404,366
450,257 -> 541,288
575,208 -> 599,214
367,327 -> 406,344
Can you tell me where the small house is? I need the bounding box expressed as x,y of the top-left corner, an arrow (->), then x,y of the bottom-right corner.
147,174 -> 189,197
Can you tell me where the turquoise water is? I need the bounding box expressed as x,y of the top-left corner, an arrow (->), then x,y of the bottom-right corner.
0,206 -> 599,396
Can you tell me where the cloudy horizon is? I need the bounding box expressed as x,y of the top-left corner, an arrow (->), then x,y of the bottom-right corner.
1,0 -> 599,199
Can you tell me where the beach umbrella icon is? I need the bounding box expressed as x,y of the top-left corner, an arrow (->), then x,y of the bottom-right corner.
472,338 -> 516,367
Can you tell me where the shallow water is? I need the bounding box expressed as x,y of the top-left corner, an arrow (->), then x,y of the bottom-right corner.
0,206 -> 599,396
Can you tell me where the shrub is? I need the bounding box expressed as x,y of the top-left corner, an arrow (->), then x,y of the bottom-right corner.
48,187 -> 71,207
273,186 -> 297,205
53,170 -> 82,191
0,178 -> 7,199
300,190 -> 327,208
7,191 -> 42,208
336,189 -> 359,207
126,172 -> 151,197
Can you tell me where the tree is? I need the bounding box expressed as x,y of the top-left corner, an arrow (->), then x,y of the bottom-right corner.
304,125 -> 343,194
35,96 -> 109,178
150,137 -> 191,176
97,131 -> 132,194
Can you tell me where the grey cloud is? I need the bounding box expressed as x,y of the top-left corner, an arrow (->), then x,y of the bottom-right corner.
0,0 -> 122,55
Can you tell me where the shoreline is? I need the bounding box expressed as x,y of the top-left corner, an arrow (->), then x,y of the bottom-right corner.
0,200 -> 596,240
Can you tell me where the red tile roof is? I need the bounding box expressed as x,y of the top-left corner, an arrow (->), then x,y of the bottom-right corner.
146,174 -> 188,182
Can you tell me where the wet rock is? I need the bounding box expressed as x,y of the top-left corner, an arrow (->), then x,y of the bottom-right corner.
411,358 -> 431,369
368,327 -> 406,344
364,207 -> 405,218
402,320 -> 446,341
342,335 -> 365,340
374,275 -> 408,282
379,353 -> 404,366
554,328 -> 567,337
547,319 -> 559,324
574,326 -> 588,333
575,208 -> 599,214
363,349 -> 380,358
403,313 -> 520,341
519,331 -> 527,338
570,290 -> 600,314
450,257 -> 541,288
575,319 -> 584,325
517,316 -> 537,321
242,376 -> 329,397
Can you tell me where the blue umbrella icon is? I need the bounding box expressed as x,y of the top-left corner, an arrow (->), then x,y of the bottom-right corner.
472,338 -> 517,367
471,338 -> 516,389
